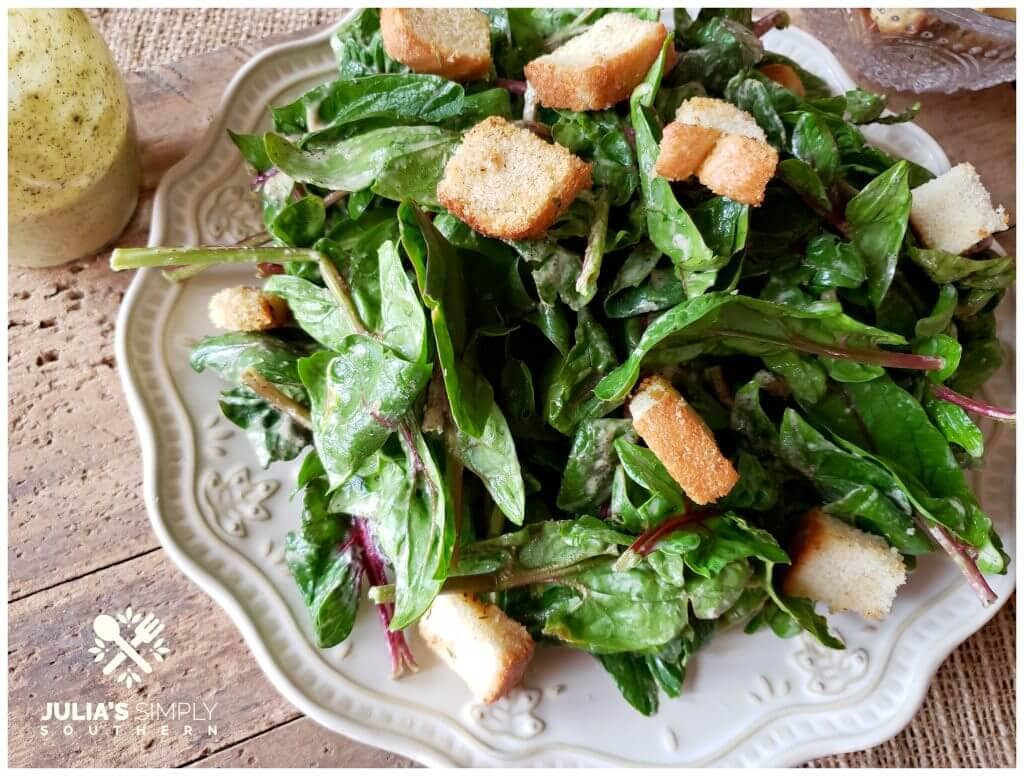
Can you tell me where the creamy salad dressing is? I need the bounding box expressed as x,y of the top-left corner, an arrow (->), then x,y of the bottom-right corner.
8,9 -> 139,267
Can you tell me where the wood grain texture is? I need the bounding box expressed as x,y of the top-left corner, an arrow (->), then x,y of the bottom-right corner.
8,30 -> 319,600
8,551 -> 300,767
7,14 -> 1015,769
187,718 -> 417,769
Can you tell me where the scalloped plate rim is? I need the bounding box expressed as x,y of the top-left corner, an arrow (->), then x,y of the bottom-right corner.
115,11 -> 1015,768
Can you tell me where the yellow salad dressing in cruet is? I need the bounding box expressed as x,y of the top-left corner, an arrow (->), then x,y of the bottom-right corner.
8,9 -> 140,266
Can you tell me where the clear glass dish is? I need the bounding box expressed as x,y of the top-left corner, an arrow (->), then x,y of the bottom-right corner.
795,8 -> 1015,93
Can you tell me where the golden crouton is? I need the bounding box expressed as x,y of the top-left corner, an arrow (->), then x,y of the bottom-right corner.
654,122 -> 722,181
380,8 -> 492,81
629,374 -> 738,505
418,593 -> 535,704
675,96 -> 766,142
783,509 -> 908,621
436,116 -> 592,239
524,13 -> 673,111
208,286 -> 289,332
759,63 -> 806,96
696,134 -> 779,207
910,162 -> 1009,255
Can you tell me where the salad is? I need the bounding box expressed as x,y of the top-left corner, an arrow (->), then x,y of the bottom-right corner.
112,8 -> 1014,716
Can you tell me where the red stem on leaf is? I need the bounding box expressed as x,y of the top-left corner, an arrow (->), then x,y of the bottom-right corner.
783,335 -> 944,371
351,518 -> 418,677
627,510 -> 713,558
913,515 -> 997,607
931,384 -> 1016,423
251,166 -> 278,190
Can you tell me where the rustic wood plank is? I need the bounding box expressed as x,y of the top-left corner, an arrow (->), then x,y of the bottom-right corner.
186,718 -> 418,768
7,27 -> 333,600
8,550 -> 301,767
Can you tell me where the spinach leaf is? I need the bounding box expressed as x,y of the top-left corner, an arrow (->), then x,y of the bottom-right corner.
298,343 -> 431,490
789,112 -> 839,185
377,239 -> 428,362
808,376 -> 1003,569
923,394 -> 984,459
725,75 -> 787,148
950,310 -> 1004,395
449,399 -> 526,525
656,514 -> 790,578
604,243 -> 675,318
507,237 -> 587,311
228,129 -> 272,172
453,516 -> 634,579
689,197 -> 750,259
803,234 -> 866,291
331,433 -> 453,629
718,451 -> 779,511
272,74 -> 464,138
557,419 -> 638,513
757,565 -> 843,651
398,201 -> 493,437
614,438 -> 685,510
777,158 -> 831,212
906,247 -> 1015,289
674,16 -> 764,93
284,479 -> 361,647
777,408 -> 931,554
845,160 -> 911,306
190,332 -> 312,387
544,309 -> 621,435
219,386 -> 312,467
594,292 -> 906,403
915,284 -> 958,338
630,39 -> 721,296
550,110 -> 638,205
762,350 -> 828,405
602,264 -> 684,319
191,333 -> 315,467
576,192 -> 611,305
263,274 -> 355,350
330,8 -> 407,77
687,559 -> 752,619
268,195 -> 326,248
597,653 -> 659,716
543,561 -> 688,653
265,127 -> 458,197
843,89 -> 920,125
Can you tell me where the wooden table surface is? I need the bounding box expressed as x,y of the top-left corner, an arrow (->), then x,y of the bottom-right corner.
7,26 -> 1015,768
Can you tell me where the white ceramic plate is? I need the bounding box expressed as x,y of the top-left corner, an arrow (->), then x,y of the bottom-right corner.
117,16 -> 1016,767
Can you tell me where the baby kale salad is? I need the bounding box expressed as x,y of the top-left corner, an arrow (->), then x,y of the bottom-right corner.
113,8 -> 1014,715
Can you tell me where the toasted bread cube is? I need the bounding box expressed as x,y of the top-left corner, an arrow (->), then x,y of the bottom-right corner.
380,8 -> 492,81
759,63 -> 806,96
208,287 -> 289,332
697,134 -> 779,206
437,116 -> 592,239
524,13 -> 672,111
654,122 -> 722,181
629,374 -> 738,505
418,593 -> 535,704
675,96 -> 767,143
869,8 -> 928,35
783,510 -> 907,621
910,162 -> 1009,255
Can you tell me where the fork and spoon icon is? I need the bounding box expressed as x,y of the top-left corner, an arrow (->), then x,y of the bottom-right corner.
92,612 -> 165,675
